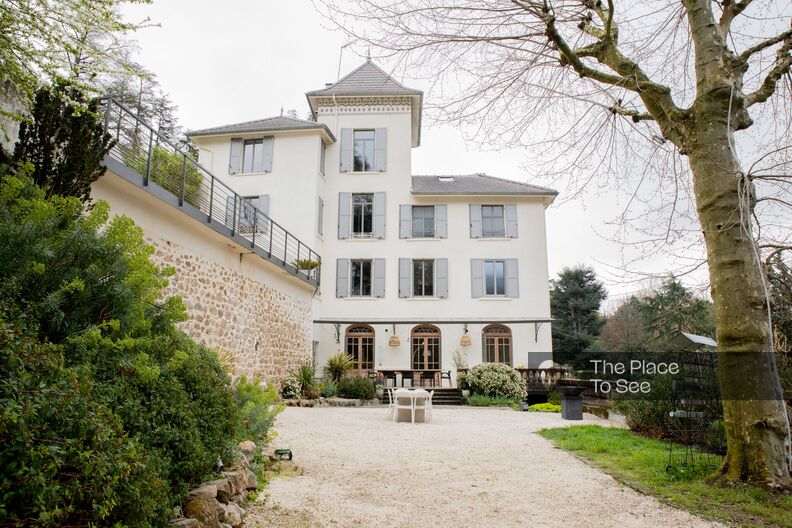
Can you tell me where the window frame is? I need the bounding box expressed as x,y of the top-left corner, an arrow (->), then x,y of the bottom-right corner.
483,324 -> 512,365
484,259 -> 506,296
351,193 -> 374,238
317,197 -> 324,236
346,325 -> 375,372
350,259 -> 373,297
481,204 -> 506,238
412,259 -> 435,297
242,138 -> 265,174
353,129 -> 376,172
319,141 -> 326,176
411,205 -> 436,238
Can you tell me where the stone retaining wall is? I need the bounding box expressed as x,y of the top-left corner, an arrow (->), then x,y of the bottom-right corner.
149,237 -> 312,385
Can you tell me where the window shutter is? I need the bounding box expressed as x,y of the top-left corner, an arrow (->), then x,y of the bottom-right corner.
317,197 -> 324,235
436,258 -> 448,298
373,192 -> 386,239
399,205 -> 411,239
505,204 -> 518,238
239,198 -> 255,228
336,259 -> 349,298
250,194 -> 269,234
505,259 -> 519,298
225,195 -> 236,230
373,258 -> 386,298
338,192 -> 351,239
229,138 -> 243,174
251,194 -> 269,216
435,204 -> 448,238
340,128 -> 353,172
469,204 -> 482,238
320,141 -> 326,175
261,137 -> 274,172
398,258 -> 411,298
374,128 -> 387,171
470,259 -> 483,298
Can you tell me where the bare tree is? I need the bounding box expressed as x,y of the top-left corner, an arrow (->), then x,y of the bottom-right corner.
317,0 -> 792,487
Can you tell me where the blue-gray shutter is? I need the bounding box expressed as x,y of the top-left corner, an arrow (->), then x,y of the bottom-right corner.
229,138 -> 243,174
436,258 -> 448,298
470,259 -> 483,298
261,136 -> 274,172
374,128 -> 387,171
340,128 -> 353,172
336,259 -> 349,298
251,194 -> 269,234
469,204 -> 482,238
505,258 -> 519,298
435,204 -> 448,238
239,198 -> 255,228
399,205 -> 411,239
373,192 -> 386,239
373,258 -> 386,298
505,204 -> 518,238
338,192 -> 351,239
398,258 -> 411,298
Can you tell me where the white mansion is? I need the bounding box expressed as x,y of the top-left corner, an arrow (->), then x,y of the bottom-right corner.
185,60 -> 556,381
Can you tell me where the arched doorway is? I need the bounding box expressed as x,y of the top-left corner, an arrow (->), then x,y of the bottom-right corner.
345,325 -> 374,375
483,324 -> 512,365
411,325 -> 441,370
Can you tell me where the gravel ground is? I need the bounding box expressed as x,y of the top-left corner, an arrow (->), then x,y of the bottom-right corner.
248,406 -> 722,528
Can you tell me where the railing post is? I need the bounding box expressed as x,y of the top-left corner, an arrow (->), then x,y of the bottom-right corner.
179,154 -> 187,206
251,212 -> 257,249
283,232 -> 289,265
268,222 -> 273,257
208,177 -> 214,222
144,131 -> 154,186
297,240 -> 302,264
231,195 -> 237,237
103,99 -> 111,133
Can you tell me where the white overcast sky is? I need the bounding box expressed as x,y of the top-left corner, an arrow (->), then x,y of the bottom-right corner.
119,0 -> 698,303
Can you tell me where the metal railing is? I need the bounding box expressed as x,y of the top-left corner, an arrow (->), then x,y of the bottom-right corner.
99,97 -> 321,286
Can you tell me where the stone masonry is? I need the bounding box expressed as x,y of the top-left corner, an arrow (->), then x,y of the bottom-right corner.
148,236 -> 312,385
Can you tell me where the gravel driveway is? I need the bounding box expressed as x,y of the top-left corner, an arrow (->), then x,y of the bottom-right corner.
248,406 -> 722,528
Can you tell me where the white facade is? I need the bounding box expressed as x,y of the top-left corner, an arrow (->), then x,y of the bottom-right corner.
189,61 -> 556,381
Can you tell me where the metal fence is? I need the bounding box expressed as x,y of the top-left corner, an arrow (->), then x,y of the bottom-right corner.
99,97 -> 321,285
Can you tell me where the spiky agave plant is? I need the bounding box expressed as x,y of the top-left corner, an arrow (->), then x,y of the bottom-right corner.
324,352 -> 354,383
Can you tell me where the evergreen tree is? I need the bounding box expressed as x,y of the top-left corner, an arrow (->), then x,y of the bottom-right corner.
550,266 -> 607,368
12,84 -> 113,202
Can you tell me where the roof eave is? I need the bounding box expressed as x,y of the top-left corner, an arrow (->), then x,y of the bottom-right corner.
187,125 -> 337,143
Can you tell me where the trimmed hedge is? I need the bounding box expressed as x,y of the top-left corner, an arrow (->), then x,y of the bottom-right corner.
337,377 -> 377,399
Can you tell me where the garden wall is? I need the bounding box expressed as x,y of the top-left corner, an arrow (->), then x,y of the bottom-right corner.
92,171 -> 314,385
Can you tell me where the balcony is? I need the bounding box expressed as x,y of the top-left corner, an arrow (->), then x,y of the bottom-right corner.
99,97 -> 321,287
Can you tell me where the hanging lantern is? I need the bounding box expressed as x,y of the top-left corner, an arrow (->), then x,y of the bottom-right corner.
460,325 -> 472,347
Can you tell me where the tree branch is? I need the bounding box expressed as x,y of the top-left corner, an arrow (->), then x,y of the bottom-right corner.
744,29 -> 792,107
719,1 -> 754,32
739,28 -> 792,62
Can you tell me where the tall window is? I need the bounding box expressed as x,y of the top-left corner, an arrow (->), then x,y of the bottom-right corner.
483,325 -> 512,365
320,141 -> 326,176
352,193 -> 373,237
484,260 -> 505,296
413,259 -> 434,297
411,325 -> 441,370
350,259 -> 372,296
482,205 -> 505,237
412,206 -> 435,237
317,197 -> 324,235
346,325 -> 374,372
243,138 -> 265,173
353,130 -> 375,171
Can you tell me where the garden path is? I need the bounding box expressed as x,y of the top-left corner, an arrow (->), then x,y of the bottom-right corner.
248,406 -> 722,528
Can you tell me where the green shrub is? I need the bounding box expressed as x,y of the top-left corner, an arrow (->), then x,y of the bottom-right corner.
612,375 -> 676,438
121,144 -> 203,208
234,376 -> 284,443
324,352 -> 354,382
280,375 -> 301,399
337,377 -> 376,400
527,403 -> 562,412
320,381 -> 337,397
465,363 -> 527,401
547,391 -> 561,405
467,394 -> 520,409
0,175 -> 239,526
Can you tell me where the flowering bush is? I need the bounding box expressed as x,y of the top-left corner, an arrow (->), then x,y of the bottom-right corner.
280,375 -> 301,399
465,363 -> 527,401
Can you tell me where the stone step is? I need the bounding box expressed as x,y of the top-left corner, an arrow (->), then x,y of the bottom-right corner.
378,388 -> 464,406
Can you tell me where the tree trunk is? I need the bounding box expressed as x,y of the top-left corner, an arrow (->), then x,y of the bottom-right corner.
687,90 -> 792,487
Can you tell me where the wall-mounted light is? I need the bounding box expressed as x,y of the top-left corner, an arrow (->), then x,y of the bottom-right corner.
460,324 -> 471,347
389,323 -> 400,346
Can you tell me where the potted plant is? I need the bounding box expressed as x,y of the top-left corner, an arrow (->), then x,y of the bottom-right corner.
374,380 -> 385,398
458,373 -> 470,398
293,258 -> 319,279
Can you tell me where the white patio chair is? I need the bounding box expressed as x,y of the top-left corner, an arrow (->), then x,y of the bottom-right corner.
386,388 -> 396,421
395,391 -> 414,423
425,390 -> 434,423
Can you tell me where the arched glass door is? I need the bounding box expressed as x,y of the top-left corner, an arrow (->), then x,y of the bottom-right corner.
411,325 -> 441,370
345,325 -> 374,374
483,324 -> 512,365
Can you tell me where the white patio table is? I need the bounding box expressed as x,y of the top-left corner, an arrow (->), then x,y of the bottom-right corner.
394,388 -> 430,423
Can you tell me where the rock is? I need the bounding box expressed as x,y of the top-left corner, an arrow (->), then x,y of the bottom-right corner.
220,502 -> 245,527
238,440 -> 257,462
204,479 -> 232,504
189,484 -> 218,501
170,518 -> 201,528
183,493 -> 220,528
243,468 -> 258,490
223,471 -> 247,497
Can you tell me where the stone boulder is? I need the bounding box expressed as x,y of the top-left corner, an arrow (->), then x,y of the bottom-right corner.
223,470 -> 247,498
183,493 -> 219,528
171,518 -> 201,528
220,501 -> 246,527
204,478 -> 233,504
238,440 -> 257,463
243,468 -> 258,491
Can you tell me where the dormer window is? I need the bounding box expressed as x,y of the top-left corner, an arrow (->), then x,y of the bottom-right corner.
353,130 -> 375,172
438,176 -> 455,182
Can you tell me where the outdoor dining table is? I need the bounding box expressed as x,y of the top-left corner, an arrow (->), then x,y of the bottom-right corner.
394,388 -> 430,423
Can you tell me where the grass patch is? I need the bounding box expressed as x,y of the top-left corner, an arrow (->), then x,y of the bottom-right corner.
539,425 -> 792,527
467,394 -> 520,410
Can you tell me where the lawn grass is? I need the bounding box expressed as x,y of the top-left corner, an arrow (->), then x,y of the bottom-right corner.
538,425 -> 792,528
